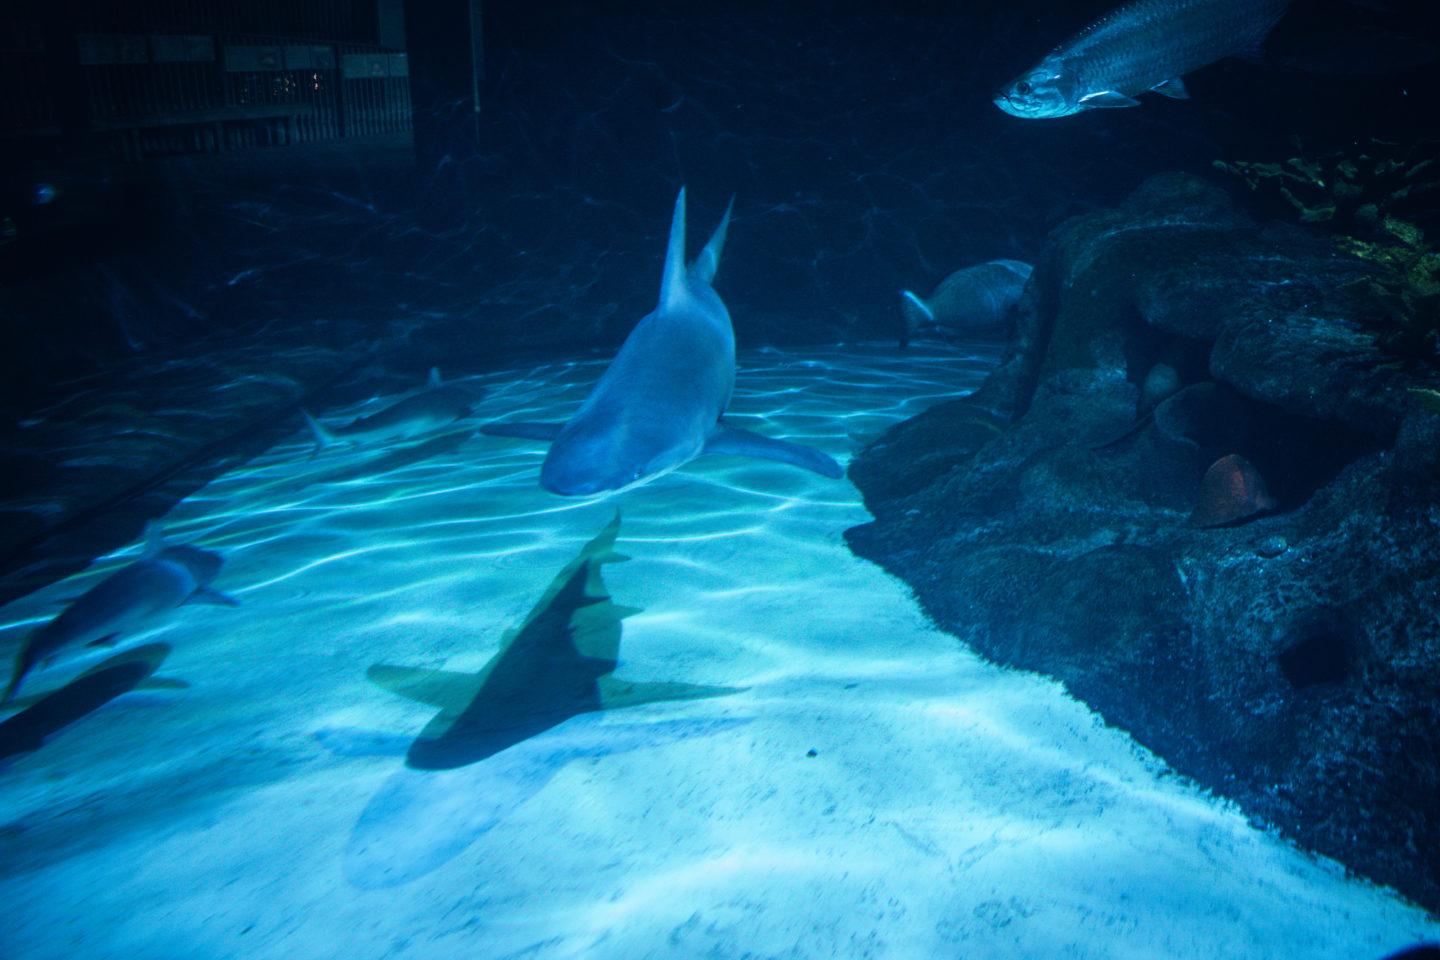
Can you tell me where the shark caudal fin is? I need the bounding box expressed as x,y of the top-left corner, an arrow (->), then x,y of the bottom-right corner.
300,408 -> 337,458
692,195 -> 733,286
659,187 -> 691,316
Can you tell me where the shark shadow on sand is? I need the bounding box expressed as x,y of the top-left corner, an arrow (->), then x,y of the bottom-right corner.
0,643 -> 187,767
315,512 -> 749,889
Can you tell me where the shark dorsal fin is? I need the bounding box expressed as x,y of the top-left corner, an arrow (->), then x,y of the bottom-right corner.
659,187 -> 690,315
427,367 -> 441,388
692,195 -> 733,286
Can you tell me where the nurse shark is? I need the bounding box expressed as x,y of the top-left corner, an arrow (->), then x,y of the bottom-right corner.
315,512 -> 748,887
482,189 -> 843,495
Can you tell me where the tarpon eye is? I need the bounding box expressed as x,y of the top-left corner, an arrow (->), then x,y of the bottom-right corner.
1015,80 -> 1032,96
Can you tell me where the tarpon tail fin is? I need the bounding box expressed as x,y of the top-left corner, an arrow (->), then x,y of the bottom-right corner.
692,195 -> 733,286
659,187 -> 690,315
300,408 -> 336,458
899,290 -> 934,349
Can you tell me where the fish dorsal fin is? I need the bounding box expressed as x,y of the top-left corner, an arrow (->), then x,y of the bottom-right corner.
692,195 -> 733,286
142,521 -> 166,559
1150,77 -> 1190,99
427,367 -> 441,388
659,187 -> 690,315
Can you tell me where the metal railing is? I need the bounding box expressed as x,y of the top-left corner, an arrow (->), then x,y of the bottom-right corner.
2,31 -> 410,160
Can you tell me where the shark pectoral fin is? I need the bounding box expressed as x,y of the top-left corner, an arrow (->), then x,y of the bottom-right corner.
1079,90 -> 1141,108
186,586 -> 240,607
479,421 -> 564,441
598,676 -> 747,711
704,424 -> 844,478
365,664 -> 484,711
86,633 -> 122,648
1149,77 -> 1190,99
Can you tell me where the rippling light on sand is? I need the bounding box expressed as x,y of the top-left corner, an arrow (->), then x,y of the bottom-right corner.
0,344 -> 1434,959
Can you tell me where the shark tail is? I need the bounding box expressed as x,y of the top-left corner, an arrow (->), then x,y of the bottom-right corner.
899,290 -> 933,349
300,408 -> 337,459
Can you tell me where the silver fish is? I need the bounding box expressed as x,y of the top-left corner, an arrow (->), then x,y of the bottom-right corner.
995,0 -> 1293,119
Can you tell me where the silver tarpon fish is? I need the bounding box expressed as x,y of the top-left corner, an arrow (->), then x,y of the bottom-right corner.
995,0 -> 1293,119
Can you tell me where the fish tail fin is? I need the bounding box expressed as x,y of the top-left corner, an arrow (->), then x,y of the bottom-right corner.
692,195 -> 733,285
427,367 -> 442,387
899,290 -> 933,348
659,186 -> 690,315
300,408 -> 335,458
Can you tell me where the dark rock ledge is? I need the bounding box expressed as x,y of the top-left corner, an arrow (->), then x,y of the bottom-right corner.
845,173 -> 1440,915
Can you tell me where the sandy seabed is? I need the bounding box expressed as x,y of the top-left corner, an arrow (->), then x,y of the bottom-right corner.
1,343 -> 1435,959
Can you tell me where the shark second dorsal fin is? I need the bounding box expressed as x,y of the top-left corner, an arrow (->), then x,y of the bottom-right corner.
692,195 -> 733,286
659,187 -> 690,316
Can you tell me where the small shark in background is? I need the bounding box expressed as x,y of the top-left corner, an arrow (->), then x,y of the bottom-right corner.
0,643 -> 187,765
482,189 -> 843,495
2,524 -> 236,703
301,367 -> 477,456
315,512 -> 748,887
994,0 -> 1293,119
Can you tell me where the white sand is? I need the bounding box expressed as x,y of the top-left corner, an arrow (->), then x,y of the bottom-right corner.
1,343 -> 1434,959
